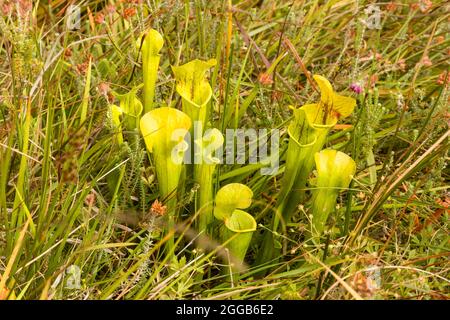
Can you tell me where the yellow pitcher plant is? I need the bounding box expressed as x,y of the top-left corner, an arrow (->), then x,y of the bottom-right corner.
172,59 -> 216,130
109,104 -> 124,145
139,29 -> 164,113
214,183 -> 255,265
194,128 -> 224,234
111,85 -> 144,133
310,149 -> 356,241
172,58 -> 220,235
258,75 -> 356,263
140,107 -> 191,251
280,75 -> 356,222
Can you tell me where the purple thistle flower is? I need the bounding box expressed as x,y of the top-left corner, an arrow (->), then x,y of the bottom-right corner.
350,83 -> 363,94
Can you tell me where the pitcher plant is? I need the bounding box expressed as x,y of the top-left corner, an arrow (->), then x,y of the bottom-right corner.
112,85 -> 144,133
258,75 -> 356,264
214,183 -> 256,268
310,149 -> 356,241
194,128 -> 224,234
172,59 -> 216,131
140,107 -> 192,252
139,28 -> 164,113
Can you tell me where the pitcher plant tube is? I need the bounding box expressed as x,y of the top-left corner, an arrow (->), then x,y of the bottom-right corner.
171,59 -> 216,130
214,183 -> 256,270
310,149 -> 356,241
108,104 -> 124,145
140,107 -> 192,252
258,75 -> 356,264
112,85 -> 144,133
139,28 -> 164,113
194,128 -> 224,234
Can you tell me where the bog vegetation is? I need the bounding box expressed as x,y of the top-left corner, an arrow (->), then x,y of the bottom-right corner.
0,0 -> 448,300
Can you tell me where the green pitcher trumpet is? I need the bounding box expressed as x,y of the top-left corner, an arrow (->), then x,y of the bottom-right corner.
139,29 -> 164,113
172,59 -> 217,129
140,107 -> 192,251
221,210 -> 257,262
108,104 -> 124,145
214,183 -> 255,263
311,149 -> 356,240
194,128 -> 224,234
113,86 -> 144,132
279,75 -> 356,224
258,75 -> 356,264
140,107 -> 192,204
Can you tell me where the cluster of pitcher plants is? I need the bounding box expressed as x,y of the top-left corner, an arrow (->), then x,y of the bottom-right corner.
108,28 -> 357,278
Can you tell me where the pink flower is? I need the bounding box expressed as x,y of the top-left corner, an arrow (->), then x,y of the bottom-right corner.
350,83 -> 363,94
421,55 -> 432,67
